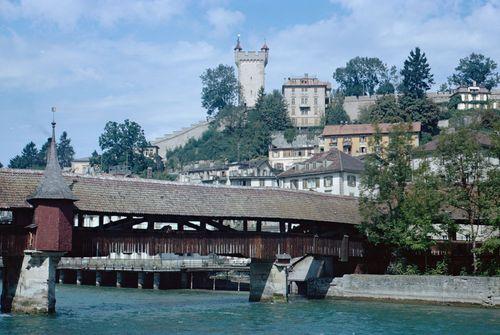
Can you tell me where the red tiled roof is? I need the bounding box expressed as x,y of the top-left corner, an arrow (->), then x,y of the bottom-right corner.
322,122 -> 421,137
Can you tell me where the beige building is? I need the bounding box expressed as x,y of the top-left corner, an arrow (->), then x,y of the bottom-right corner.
451,82 -> 499,110
268,132 -> 320,171
321,122 -> 421,156
282,74 -> 331,128
234,37 -> 268,108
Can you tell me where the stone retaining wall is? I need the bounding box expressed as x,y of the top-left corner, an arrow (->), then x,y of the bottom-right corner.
307,274 -> 500,307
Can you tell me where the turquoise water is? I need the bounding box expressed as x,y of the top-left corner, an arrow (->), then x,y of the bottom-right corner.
0,285 -> 499,335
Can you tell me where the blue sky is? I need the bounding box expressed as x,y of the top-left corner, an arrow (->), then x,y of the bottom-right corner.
1,0 -> 499,164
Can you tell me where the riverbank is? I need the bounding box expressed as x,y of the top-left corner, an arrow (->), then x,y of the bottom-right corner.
1,285 -> 499,335
308,274 -> 500,307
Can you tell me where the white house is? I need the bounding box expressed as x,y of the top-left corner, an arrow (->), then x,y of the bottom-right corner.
278,148 -> 364,196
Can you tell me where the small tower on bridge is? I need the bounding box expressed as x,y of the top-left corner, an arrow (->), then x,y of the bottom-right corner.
2,114 -> 78,314
28,118 -> 77,251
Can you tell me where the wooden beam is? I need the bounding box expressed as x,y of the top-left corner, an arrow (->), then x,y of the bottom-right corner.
279,221 -> 286,234
243,220 -> 248,232
256,220 -> 262,232
103,216 -> 145,230
207,219 -> 236,232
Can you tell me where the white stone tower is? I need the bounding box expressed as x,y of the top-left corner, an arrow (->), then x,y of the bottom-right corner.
234,36 -> 268,108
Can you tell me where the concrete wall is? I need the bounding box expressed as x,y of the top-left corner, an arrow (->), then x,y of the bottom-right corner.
308,274 -> 500,306
249,261 -> 287,302
152,121 -> 210,159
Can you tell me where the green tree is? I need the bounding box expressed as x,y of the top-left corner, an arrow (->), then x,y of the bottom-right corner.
200,64 -> 239,116
448,53 -> 500,90
360,125 -> 448,267
364,95 -> 404,123
333,57 -> 393,96
97,119 -> 152,173
399,96 -> 441,135
400,47 -> 434,99
9,142 -> 43,169
435,126 -> 499,273
39,131 -> 75,167
377,65 -> 399,95
323,94 -> 350,125
254,88 -> 293,131
0,162 -> 3,168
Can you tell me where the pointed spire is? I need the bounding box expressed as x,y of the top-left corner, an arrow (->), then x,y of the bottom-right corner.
261,39 -> 269,51
28,112 -> 77,202
234,34 -> 242,51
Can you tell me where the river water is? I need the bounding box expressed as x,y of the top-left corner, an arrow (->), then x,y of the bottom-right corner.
0,285 -> 499,334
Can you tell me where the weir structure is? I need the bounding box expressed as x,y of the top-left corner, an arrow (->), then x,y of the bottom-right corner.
0,123 -> 366,313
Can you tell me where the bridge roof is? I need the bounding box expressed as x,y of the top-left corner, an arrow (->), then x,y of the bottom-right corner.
0,169 -> 361,225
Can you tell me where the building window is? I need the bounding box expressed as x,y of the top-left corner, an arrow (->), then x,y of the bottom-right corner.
291,180 -> 298,189
314,87 -> 318,93
302,179 -> 307,189
291,97 -> 295,105
292,87 -> 295,93
260,179 -> 265,187
307,179 -> 316,189
324,176 -> 333,187
314,97 -> 318,105
301,108 -> 309,115
275,163 -> 284,170
360,147 -> 367,153
347,175 -> 356,187
301,87 -> 308,92
360,135 -> 367,143
315,178 -> 320,188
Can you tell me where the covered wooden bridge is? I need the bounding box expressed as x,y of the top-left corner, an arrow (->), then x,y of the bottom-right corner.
0,168 -> 364,260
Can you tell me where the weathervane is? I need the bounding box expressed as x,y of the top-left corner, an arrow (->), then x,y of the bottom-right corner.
51,106 -> 56,128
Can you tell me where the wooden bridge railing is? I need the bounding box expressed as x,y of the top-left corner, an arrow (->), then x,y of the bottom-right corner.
72,230 -> 365,260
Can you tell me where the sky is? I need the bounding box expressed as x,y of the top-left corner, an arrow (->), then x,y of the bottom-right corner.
0,0 -> 499,164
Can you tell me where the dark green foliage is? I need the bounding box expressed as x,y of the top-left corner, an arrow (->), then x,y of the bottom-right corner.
448,53 -> 500,90
400,47 -> 434,99
201,64 -> 239,116
361,95 -> 441,135
95,119 -> 154,174
0,162 -> 3,168
333,57 -> 395,96
360,126 -> 449,260
435,125 -> 499,273
9,141 -> 42,169
167,90 -> 295,168
322,94 -> 350,125
364,95 -> 403,123
398,96 -> 441,135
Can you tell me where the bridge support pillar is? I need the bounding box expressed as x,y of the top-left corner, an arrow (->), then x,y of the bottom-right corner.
95,271 -> 102,287
153,272 -> 160,290
1,251 -> 62,314
116,271 -> 123,288
76,270 -> 82,285
137,272 -> 145,289
249,260 -> 288,303
180,271 -> 188,289
59,270 -> 65,284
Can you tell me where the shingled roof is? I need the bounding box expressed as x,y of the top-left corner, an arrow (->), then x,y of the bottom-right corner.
278,148 -> 364,178
0,169 -> 361,225
28,123 -> 77,202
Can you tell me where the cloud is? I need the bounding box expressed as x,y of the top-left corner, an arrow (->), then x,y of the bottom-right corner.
206,7 -> 245,36
0,0 -> 185,28
265,0 -> 500,90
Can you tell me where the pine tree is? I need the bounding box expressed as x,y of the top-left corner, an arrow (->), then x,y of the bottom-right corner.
323,94 -> 350,125
400,47 -> 434,99
9,142 -> 42,169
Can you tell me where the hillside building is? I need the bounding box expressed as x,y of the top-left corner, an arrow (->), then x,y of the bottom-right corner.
268,132 -> 321,171
321,122 -> 421,156
178,159 -> 277,187
234,36 -> 268,108
451,81 -> 499,110
277,148 -> 364,196
282,74 -> 331,128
